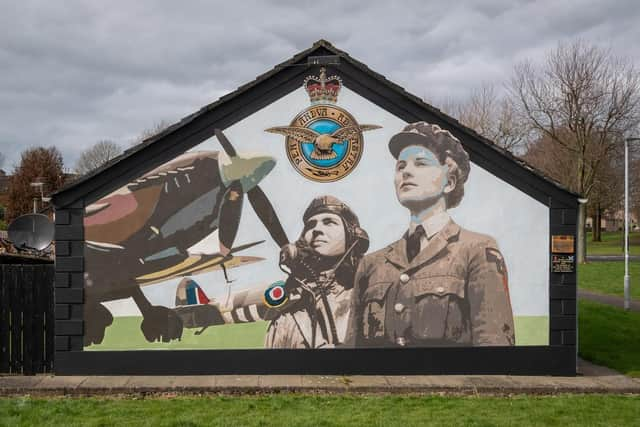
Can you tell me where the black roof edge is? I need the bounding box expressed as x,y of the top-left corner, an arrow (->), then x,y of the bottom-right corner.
52,39 -> 579,209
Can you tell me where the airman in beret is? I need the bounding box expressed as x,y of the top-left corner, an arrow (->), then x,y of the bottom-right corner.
344,122 -> 515,347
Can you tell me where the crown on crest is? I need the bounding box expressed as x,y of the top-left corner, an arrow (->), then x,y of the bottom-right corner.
304,67 -> 342,104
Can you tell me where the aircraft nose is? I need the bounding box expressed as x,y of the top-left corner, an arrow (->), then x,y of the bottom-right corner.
222,154 -> 276,192
243,155 -> 276,191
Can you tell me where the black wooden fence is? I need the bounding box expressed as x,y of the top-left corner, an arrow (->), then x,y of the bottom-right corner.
0,263 -> 55,374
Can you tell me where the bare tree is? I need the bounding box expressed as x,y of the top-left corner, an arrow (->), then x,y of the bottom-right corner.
510,40 -> 640,262
131,120 -> 172,147
522,132 -> 578,189
588,145 -> 625,240
436,84 -> 529,153
629,147 -> 640,229
75,140 -> 122,175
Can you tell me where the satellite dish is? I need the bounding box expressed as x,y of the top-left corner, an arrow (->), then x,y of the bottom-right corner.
7,213 -> 54,251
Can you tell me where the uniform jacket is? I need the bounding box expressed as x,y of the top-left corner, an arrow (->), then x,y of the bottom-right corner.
344,219 -> 515,347
265,277 -> 353,349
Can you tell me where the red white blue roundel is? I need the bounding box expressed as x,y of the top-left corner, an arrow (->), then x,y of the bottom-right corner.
264,281 -> 287,308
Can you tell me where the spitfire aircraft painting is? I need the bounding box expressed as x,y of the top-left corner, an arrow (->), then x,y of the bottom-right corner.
83,130 -> 289,346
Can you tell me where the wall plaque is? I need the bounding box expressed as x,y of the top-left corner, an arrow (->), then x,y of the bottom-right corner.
551,235 -> 574,254
552,254 -> 575,273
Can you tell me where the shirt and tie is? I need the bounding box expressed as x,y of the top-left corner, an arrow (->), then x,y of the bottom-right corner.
406,211 -> 451,262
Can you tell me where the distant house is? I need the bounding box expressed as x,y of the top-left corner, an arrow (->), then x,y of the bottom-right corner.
587,210 -> 638,232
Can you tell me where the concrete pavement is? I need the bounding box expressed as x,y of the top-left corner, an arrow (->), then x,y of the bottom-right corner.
579,289 -> 640,311
1,359 -> 638,396
586,255 -> 640,262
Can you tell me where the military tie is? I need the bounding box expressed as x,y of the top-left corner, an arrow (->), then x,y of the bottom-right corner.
406,225 -> 425,263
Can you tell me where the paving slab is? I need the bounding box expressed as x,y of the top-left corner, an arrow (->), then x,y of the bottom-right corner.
507,376 -> 568,392
125,376 -> 180,391
172,376 -> 217,390
424,375 -> 476,391
384,375 -> 436,389
0,375 -> 45,391
300,375 -> 349,390
258,375 -> 303,389
214,375 -> 260,390
78,376 -> 134,391
36,376 -> 87,391
463,375 -> 518,392
342,375 -> 390,391
587,375 -> 640,392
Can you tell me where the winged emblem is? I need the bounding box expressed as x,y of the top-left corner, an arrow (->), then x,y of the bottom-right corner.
266,124 -> 381,160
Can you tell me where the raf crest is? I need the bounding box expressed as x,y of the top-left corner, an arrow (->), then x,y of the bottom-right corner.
266,67 -> 381,182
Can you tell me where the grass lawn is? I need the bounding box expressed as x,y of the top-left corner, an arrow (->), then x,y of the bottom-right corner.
578,299 -> 640,377
0,395 -> 639,426
579,261 -> 640,300
586,231 -> 640,255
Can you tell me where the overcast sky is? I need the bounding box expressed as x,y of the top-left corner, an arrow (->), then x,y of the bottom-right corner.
1,0 -> 639,171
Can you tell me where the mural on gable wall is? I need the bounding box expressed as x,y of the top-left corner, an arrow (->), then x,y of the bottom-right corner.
84,68 -> 550,350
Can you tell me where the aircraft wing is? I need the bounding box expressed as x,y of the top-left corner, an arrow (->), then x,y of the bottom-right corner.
135,254 -> 264,287
188,239 -> 265,257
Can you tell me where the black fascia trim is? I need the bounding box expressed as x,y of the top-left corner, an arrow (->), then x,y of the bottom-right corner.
55,346 -> 576,376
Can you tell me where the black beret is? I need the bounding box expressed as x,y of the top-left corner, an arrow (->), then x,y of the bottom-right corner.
389,121 -> 469,182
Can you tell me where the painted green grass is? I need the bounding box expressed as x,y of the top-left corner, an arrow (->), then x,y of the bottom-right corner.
586,231 -> 640,255
579,261 -> 640,300
86,319 -> 269,350
1,395 -> 639,426
514,316 -> 548,346
87,316 -> 548,351
578,299 -> 640,377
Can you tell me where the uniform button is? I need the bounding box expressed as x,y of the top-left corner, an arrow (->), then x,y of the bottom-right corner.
400,273 -> 410,283
394,303 -> 405,313
436,286 -> 445,294
396,337 -> 406,346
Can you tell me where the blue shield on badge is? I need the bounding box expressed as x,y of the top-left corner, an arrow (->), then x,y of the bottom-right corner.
300,119 -> 348,168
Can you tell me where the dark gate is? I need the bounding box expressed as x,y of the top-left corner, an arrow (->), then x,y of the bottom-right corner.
0,263 -> 55,374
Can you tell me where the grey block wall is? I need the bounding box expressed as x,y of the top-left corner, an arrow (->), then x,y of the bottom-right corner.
54,201 -> 85,354
549,202 -> 578,347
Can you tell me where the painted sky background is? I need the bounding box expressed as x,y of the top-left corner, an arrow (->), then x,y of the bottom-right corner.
1,0 -> 639,170
102,87 -> 549,318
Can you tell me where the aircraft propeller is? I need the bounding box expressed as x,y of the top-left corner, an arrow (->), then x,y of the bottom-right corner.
214,129 -> 290,254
